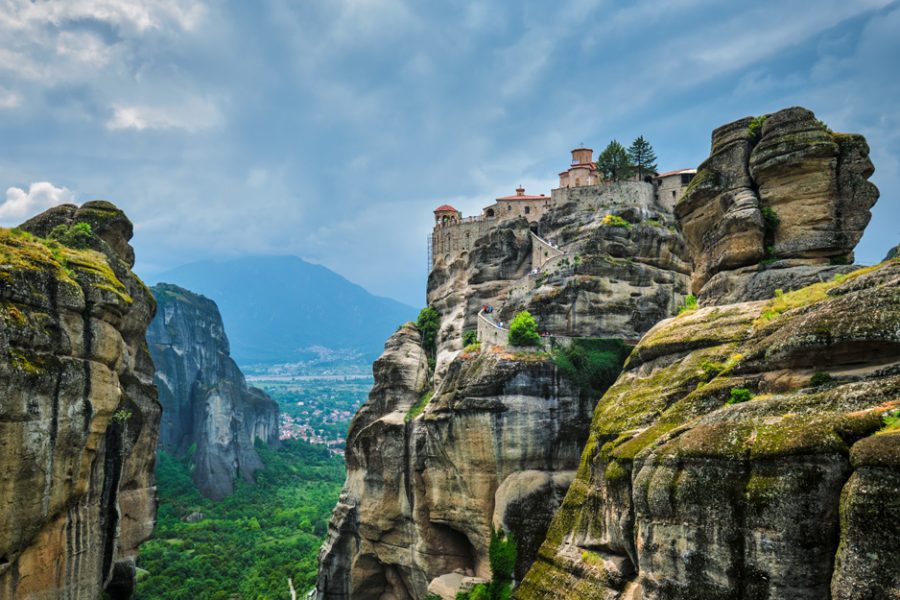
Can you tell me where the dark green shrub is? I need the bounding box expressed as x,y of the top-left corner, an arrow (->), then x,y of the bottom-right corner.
761,206 -> 780,231
48,221 -> 93,249
748,115 -> 768,141
463,329 -> 478,347
508,311 -> 540,347
727,387 -> 753,405
809,372 -> 833,387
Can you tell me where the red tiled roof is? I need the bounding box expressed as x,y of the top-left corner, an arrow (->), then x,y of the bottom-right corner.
434,204 -> 460,213
655,168 -> 697,179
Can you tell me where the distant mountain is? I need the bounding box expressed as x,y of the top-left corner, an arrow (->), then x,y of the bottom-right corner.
153,256 -> 417,366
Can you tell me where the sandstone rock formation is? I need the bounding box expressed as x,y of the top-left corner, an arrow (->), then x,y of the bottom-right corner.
428,181 -> 689,378
0,201 -> 159,599
316,325 -> 611,599
320,154 -> 689,600
147,283 -> 279,500
516,259 -> 900,600
676,107 -> 878,303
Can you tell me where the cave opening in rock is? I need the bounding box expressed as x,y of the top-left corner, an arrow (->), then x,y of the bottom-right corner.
428,522 -> 478,576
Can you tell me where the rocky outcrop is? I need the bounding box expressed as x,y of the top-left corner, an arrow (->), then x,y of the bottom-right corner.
428,181 -> 690,378
676,107 -> 879,303
0,201 -> 159,599
147,283 -> 279,500
316,325 -> 618,599
516,258 -> 900,599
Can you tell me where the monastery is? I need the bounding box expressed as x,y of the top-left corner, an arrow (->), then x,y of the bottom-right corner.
430,147 -> 695,267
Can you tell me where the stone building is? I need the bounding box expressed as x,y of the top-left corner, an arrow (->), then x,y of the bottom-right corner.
482,186 -> 551,223
558,147 -> 599,188
654,168 -> 696,211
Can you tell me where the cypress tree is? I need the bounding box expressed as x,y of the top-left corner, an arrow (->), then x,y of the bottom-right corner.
627,135 -> 658,180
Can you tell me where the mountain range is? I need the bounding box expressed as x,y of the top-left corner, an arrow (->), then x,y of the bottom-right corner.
153,255 -> 417,367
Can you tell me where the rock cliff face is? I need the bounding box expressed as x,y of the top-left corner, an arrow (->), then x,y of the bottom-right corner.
676,107 -> 878,304
317,325 -> 611,599
516,109 -> 897,599
147,283 -> 279,500
0,201 -> 159,599
516,259 -> 900,600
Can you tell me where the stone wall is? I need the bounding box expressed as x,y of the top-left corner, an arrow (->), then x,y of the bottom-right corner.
548,181 -> 658,219
431,218 -> 494,268
530,232 -> 564,270
477,311 -> 510,349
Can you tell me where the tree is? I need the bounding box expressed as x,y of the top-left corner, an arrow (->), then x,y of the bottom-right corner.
416,306 -> 441,360
508,311 -> 540,347
627,135 -> 657,180
595,140 -> 632,181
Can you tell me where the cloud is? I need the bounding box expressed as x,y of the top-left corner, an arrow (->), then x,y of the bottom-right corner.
0,0 -> 897,306
106,98 -> 221,131
0,0 -> 205,35
0,89 -> 20,108
0,183 -> 75,225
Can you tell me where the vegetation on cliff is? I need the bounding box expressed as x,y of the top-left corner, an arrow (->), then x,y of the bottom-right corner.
508,310 -> 541,346
552,338 -> 630,399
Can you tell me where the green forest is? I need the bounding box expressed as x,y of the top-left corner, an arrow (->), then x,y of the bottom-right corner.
135,440 -> 344,600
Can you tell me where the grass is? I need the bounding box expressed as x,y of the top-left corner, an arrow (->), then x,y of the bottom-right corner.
881,410 -> 900,434
678,294 -> 698,314
405,390 -> 433,422
463,341 -> 481,354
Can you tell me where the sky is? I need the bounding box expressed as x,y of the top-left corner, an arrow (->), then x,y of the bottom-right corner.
0,0 -> 898,307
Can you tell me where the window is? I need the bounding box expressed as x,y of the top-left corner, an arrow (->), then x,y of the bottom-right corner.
681,173 -> 695,185
524,206 -> 531,214
672,190 -> 677,198
507,204 -> 511,211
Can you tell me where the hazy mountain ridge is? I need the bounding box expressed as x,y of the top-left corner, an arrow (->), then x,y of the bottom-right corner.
154,255 -> 417,366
